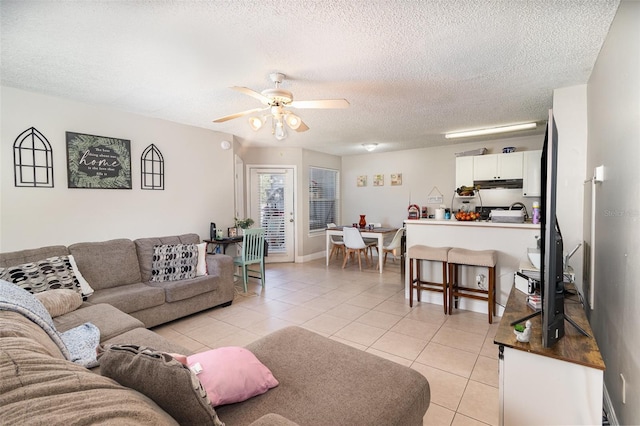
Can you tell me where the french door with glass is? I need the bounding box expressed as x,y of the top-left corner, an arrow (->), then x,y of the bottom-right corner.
248,167 -> 295,263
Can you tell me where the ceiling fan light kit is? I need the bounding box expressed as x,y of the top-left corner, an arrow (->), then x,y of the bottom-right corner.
248,116 -> 265,131
445,122 -> 537,139
213,72 -> 349,141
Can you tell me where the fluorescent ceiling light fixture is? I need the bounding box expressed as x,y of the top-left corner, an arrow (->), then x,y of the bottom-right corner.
362,143 -> 378,151
445,122 -> 537,139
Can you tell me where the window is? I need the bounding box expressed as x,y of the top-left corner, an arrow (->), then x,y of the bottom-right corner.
309,167 -> 339,232
141,144 -> 164,190
13,127 -> 54,188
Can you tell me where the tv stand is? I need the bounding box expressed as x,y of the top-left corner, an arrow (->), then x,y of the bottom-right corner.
510,310 -> 590,338
495,286 -> 604,425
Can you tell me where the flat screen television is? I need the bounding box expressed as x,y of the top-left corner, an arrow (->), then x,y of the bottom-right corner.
511,109 -> 588,347
540,109 -> 565,347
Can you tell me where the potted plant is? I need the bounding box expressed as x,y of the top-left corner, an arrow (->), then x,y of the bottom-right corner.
234,217 -> 254,234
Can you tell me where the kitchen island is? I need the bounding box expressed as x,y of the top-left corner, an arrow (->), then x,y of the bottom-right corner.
404,219 -> 540,317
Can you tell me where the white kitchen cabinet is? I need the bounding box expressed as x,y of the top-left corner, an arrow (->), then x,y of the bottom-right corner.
473,152 -> 523,181
455,156 -> 474,188
522,150 -> 542,197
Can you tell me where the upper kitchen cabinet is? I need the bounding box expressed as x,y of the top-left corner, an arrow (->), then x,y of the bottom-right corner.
522,150 -> 542,197
455,156 -> 474,188
473,152 -> 524,181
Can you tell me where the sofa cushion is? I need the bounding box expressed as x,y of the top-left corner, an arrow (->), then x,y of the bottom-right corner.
151,244 -> 199,282
0,311 -> 65,359
68,239 -> 142,290
53,303 -> 145,341
0,245 -> 69,267
87,282 -> 165,314
216,326 -> 431,425
0,336 -> 179,425
0,255 -> 85,296
102,327 -> 192,356
35,289 -> 83,318
187,346 -> 279,407
135,234 -> 200,283
98,344 -> 224,426
149,274 -> 220,303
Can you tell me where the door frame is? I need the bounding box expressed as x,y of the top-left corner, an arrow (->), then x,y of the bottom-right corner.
246,164 -> 297,263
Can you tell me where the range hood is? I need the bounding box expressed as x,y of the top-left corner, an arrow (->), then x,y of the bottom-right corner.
474,179 -> 523,190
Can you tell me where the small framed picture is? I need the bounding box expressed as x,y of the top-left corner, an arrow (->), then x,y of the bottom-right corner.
357,175 -> 367,187
391,173 -> 402,186
228,227 -> 237,237
373,174 -> 384,186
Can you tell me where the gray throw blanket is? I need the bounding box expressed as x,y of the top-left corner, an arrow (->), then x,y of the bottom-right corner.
0,280 -> 100,368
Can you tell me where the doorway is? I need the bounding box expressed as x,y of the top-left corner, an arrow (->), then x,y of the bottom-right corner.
248,167 -> 295,263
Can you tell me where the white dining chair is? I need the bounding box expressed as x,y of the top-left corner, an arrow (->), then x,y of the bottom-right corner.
342,227 -> 371,271
381,228 -> 405,265
364,222 -> 382,256
327,223 -> 345,260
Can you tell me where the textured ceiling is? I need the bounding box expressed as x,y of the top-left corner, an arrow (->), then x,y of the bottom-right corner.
0,1 -> 619,156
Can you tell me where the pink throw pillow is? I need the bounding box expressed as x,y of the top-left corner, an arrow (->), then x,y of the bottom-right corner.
186,347 -> 279,406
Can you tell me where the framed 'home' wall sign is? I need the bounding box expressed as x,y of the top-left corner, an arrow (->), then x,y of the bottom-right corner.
66,132 -> 132,189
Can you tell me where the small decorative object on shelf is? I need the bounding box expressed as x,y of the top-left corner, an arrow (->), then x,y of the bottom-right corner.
359,215 -> 367,228
514,320 -> 532,343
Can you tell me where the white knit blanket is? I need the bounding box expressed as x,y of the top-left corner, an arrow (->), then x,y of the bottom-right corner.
0,280 -> 100,368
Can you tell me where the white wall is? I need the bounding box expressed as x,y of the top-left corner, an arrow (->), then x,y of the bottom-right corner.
586,1 -> 640,424
341,136 -> 544,230
0,87 -> 236,251
553,85 -> 588,298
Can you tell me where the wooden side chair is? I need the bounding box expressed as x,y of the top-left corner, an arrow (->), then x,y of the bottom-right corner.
233,228 -> 266,293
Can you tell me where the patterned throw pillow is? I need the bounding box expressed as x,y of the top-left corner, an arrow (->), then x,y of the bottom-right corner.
0,256 -> 84,296
151,244 -> 199,282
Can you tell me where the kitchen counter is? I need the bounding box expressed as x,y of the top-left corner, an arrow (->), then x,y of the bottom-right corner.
405,218 -> 539,229
404,219 -> 540,317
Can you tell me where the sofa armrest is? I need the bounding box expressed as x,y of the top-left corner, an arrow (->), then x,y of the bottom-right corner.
204,253 -> 233,277
248,414 -> 300,426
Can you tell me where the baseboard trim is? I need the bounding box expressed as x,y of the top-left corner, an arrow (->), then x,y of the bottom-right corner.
603,383 -> 618,425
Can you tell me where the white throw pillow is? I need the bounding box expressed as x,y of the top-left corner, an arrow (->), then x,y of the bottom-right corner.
196,242 -> 208,276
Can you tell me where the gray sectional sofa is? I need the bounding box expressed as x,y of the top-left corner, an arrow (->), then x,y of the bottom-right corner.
0,234 -> 431,425
0,233 -> 235,327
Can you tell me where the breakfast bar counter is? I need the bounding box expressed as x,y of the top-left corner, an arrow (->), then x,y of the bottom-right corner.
404,219 -> 540,316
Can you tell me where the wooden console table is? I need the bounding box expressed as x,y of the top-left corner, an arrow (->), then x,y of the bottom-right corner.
494,286 -> 605,425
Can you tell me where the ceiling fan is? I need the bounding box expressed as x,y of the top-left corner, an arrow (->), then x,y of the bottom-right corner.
213,72 -> 349,140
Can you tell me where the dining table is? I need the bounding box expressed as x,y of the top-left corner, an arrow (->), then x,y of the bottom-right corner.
325,225 -> 398,273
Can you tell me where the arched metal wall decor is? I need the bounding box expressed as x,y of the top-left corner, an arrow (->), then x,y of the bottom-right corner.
13,127 -> 54,188
141,143 -> 164,190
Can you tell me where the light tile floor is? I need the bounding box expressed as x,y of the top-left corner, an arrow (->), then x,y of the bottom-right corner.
152,257 -> 501,425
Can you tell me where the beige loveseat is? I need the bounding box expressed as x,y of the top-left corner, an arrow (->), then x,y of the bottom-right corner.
0,233 -> 235,327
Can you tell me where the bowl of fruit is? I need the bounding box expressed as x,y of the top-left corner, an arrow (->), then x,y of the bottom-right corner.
454,210 -> 480,221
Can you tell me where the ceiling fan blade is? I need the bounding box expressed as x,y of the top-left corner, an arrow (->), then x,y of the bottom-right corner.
212,107 -> 266,123
294,121 -> 310,132
289,99 -> 350,109
231,86 -> 271,104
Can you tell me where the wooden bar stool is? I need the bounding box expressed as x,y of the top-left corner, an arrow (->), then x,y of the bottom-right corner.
408,245 -> 450,313
447,248 -> 497,323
